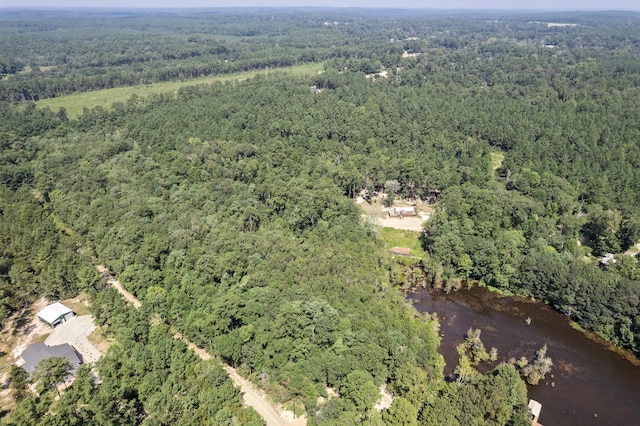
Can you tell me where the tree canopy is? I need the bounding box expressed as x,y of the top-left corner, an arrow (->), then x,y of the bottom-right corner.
3,7 -> 640,425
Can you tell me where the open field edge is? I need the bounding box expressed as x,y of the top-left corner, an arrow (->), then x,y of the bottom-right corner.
35,62 -> 324,119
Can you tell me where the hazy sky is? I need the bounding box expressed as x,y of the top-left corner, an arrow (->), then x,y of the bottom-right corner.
1,0 -> 638,11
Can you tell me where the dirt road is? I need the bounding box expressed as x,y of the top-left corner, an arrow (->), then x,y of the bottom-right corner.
97,265 -> 304,426
224,365 -> 305,426
96,265 -> 141,308
624,242 -> 640,256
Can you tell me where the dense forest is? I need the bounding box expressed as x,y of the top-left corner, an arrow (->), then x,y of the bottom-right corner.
1,7 -> 639,425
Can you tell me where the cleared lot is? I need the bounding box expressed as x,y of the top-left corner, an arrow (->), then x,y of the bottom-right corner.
358,195 -> 432,232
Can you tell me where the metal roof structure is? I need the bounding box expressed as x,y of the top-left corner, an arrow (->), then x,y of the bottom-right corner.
37,302 -> 73,327
528,399 -> 542,419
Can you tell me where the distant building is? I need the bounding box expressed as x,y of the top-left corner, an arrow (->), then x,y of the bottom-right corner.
599,253 -> 617,266
19,343 -> 82,376
37,302 -> 74,328
388,206 -> 417,218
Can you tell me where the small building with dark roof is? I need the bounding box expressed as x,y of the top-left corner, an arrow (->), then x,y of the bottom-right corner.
19,343 -> 82,376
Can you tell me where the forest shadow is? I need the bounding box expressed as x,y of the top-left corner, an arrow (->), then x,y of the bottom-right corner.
11,309 -> 34,336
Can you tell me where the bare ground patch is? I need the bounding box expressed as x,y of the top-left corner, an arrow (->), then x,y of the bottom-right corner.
60,294 -> 92,316
0,298 -> 51,412
624,241 -> 640,256
358,195 -> 432,232
374,384 -> 394,411
86,329 -> 113,356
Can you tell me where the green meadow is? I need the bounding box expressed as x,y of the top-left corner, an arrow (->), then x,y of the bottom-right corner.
36,62 -> 323,119
379,227 -> 425,257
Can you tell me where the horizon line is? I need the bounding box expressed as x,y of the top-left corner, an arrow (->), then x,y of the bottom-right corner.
1,6 -> 639,12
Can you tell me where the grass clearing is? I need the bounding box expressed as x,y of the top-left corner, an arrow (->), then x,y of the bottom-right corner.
36,62 -> 324,119
490,151 -> 505,171
87,328 -> 114,356
61,294 -> 92,316
379,227 -> 425,257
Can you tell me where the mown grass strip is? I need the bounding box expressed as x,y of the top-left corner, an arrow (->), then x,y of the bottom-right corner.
36,62 -> 324,119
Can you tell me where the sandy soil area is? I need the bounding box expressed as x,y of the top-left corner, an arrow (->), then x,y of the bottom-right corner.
0,298 -> 51,410
5,298 -> 51,362
624,242 -> 640,256
367,213 -> 430,232
374,384 -> 394,411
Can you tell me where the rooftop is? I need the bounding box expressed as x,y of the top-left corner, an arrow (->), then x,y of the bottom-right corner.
37,302 -> 73,325
528,399 -> 543,425
20,342 -> 82,375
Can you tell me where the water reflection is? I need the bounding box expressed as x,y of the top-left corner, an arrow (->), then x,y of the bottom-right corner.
408,286 -> 640,426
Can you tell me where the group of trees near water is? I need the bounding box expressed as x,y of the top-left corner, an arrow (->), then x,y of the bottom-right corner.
2,7 -> 640,425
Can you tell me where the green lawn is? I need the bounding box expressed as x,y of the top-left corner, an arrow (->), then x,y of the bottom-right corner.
36,62 -> 324,119
379,228 -> 425,257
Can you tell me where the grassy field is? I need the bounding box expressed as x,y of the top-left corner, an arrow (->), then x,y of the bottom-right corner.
36,62 -> 324,119
378,227 -> 425,257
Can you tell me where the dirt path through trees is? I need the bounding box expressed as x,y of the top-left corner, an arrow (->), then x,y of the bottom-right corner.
624,241 -> 640,256
96,265 -> 141,308
96,265 -> 304,426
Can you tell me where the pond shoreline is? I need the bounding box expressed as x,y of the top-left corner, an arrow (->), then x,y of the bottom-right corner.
411,282 -> 640,366
407,285 -> 640,426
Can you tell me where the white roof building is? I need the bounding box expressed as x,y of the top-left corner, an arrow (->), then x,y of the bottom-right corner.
37,302 -> 74,327
528,399 -> 542,423
599,253 -> 617,266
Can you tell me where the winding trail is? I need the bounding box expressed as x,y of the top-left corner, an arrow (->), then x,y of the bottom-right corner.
96,265 -> 141,308
624,242 -> 640,256
96,265 -> 305,426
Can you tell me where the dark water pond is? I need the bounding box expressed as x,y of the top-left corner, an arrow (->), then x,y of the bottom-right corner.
408,286 -> 640,426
